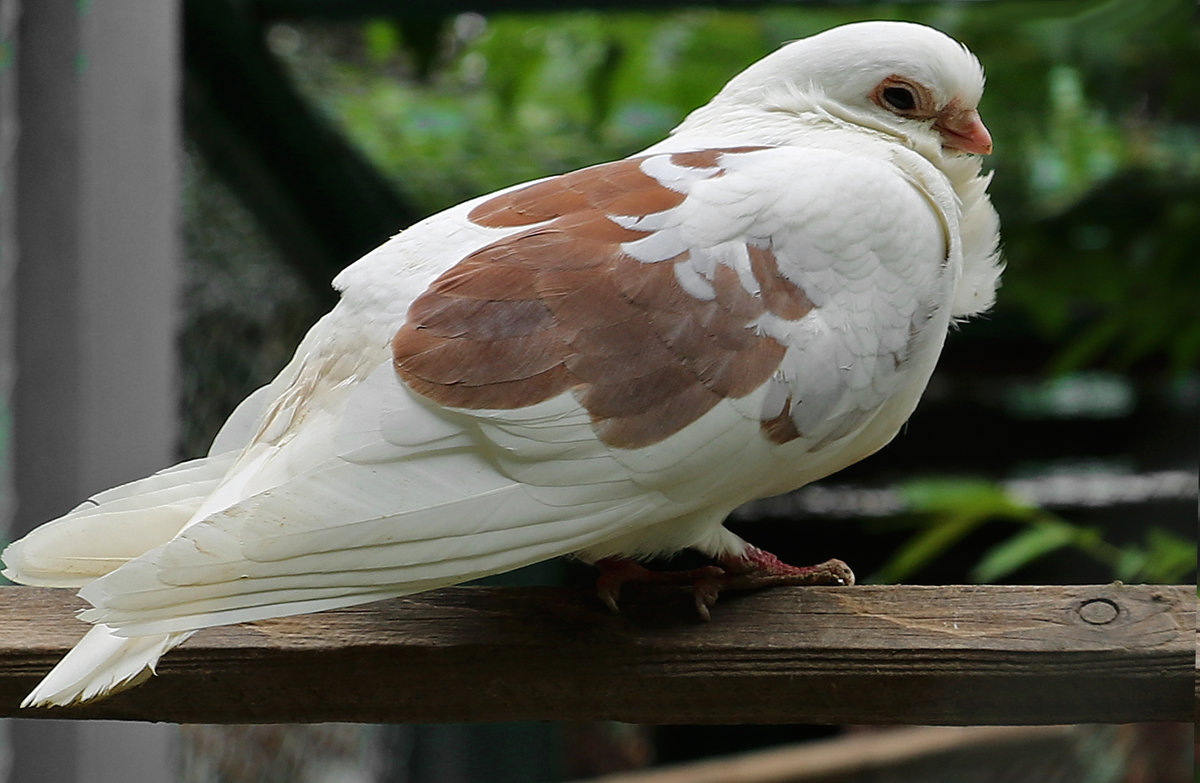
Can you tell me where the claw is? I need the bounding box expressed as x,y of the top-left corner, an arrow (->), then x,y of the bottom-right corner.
599,586 -> 622,615
593,549 -> 853,619
721,548 -> 856,589
596,574 -> 624,614
688,565 -> 724,621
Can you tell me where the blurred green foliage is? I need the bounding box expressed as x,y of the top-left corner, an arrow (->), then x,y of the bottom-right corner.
270,0 -> 1199,376
868,476 -> 1195,585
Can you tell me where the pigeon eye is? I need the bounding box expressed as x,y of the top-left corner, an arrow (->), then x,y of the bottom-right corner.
882,86 -> 916,111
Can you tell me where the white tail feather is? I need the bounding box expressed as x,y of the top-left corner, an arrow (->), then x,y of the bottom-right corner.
1,455 -> 236,588
22,624 -> 192,708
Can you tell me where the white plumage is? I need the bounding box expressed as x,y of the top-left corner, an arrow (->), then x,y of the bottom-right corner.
4,20 -> 1002,707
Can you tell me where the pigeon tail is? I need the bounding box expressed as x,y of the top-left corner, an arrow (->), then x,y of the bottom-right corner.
23,624 -> 192,708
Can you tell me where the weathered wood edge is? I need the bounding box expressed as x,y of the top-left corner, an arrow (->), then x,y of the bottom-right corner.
570,725 -> 1082,783
0,583 -> 1193,725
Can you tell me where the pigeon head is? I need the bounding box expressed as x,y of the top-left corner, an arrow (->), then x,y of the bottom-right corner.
683,21 -> 992,156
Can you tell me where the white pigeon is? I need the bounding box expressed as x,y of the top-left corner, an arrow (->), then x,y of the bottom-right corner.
3,20 -> 1002,707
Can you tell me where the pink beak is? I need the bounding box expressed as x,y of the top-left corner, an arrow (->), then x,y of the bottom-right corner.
935,106 -> 993,155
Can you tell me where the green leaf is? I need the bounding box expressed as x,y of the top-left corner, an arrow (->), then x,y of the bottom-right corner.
898,477 -> 1030,517
970,520 -> 1077,583
869,513 -> 984,585
1138,529 -> 1197,584
1114,547 -> 1148,582
363,21 -> 401,65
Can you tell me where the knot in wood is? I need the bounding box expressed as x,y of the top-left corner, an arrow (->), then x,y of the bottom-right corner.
1077,598 -> 1119,625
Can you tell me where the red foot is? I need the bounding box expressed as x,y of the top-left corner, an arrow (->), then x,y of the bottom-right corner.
595,558 -> 726,619
594,547 -> 854,621
718,545 -> 855,591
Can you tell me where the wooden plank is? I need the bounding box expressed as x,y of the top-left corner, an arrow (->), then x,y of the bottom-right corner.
569,725 -> 1081,783
0,583 -> 1192,725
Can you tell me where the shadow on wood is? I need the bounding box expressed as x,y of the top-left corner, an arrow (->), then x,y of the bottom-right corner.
0,583 -> 1192,725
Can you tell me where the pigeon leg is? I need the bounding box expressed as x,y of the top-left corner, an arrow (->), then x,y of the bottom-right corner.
594,546 -> 854,621
716,544 -> 855,591
594,558 -> 726,619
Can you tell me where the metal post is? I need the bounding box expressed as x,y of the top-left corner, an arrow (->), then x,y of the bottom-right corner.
8,0 -> 180,780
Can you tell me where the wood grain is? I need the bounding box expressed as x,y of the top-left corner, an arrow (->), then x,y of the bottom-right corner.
0,583 -> 1192,724
571,725 -> 1082,783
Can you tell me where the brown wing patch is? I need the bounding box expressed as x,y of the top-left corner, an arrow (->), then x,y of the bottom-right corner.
468,158 -> 688,229
761,395 -> 802,444
669,147 -> 771,170
748,244 -> 814,320
395,149 -> 807,449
